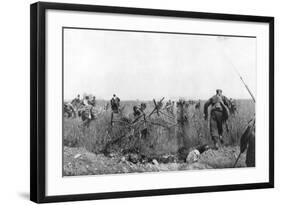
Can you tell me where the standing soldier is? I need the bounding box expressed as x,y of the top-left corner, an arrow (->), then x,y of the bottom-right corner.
110,94 -> 121,125
110,94 -> 120,113
204,89 -> 230,149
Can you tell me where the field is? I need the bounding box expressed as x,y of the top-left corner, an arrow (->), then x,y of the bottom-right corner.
63,99 -> 255,176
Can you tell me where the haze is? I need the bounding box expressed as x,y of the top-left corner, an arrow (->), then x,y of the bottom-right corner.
64,28 -> 256,101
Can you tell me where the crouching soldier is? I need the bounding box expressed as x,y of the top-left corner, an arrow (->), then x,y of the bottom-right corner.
204,89 -> 230,149
133,103 -> 146,117
240,119 -> 255,167
64,102 -> 76,118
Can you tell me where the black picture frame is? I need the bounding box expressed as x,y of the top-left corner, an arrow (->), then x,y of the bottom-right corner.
30,2 -> 274,203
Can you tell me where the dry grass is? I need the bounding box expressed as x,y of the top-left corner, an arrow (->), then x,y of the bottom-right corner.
64,99 -> 254,158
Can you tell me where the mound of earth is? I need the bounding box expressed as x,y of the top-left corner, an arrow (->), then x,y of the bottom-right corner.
198,146 -> 246,168
63,146 -> 246,176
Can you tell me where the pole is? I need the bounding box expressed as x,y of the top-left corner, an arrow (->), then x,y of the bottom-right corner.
232,65 -> 256,103
219,42 -> 256,103
233,151 -> 242,168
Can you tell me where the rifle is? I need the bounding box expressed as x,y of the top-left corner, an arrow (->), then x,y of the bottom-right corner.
233,152 -> 242,168
219,43 -> 256,103
233,66 -> 256,103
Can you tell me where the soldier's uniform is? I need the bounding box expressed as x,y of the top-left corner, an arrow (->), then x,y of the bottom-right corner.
88,96 -> 96,107
64,103 -> 75,118
110,95 -> 121,125
110,96 -> 120,113
64,102 -> 76,118
77,96 -> 95,127
204,93 -> 230,148
133,103 -> 146,117
240,119 -> 255,167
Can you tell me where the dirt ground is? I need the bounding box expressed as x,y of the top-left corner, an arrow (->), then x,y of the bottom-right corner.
63,146 -> 246,176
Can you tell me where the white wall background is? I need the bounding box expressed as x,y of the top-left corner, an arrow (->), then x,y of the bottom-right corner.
0,0 -> 278,204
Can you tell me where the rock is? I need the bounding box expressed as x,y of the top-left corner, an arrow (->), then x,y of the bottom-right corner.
160,155 -> 175,163
152,159 -> 159,166
128,153 -> 139,164
120,156 -> 126,163
122,167 -> 128,173
186,149 -> 200,164
74,154 -> 81,159
109,153 -> 115,158
185,162 -> 212,169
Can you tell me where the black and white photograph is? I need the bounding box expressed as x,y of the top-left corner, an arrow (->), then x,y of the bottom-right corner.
0,0 -> 279,204
29,2 -> 274,203
63,27 -> 256,176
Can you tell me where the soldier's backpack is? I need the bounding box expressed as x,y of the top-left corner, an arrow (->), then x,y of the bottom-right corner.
133,106 -> 141,117
110,97 -> 120,113
212,95 -> 230,121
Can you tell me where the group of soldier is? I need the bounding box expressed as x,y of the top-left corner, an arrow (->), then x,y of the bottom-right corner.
64,94 -> 97,127
65,89 -> 254,167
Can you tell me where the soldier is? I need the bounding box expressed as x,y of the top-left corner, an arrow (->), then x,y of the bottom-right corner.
88,96 -> 96,107
133,103 -> 146,117
229,98 -> 238,115
70,94 -> 82,110
110,94 -> 121,125
77,95 -> 96,127
195,100 -> 201,110
76,94 -> 81,102
104,102 -> 109,111
204,89 -> 230,149
64,102 -> 76,118
71,94 -> 80,103
240,119 -> 255,167
165,100 -> 174,114
165,100 -> 172,108
82,95 -> 90,106
110,94 -> 120,113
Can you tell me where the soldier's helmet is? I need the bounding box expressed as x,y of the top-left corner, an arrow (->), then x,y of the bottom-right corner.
140,103 -> 146,110
216,89 -> 222,94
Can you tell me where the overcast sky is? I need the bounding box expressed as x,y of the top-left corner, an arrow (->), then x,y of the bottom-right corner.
64,28 -> 256,101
